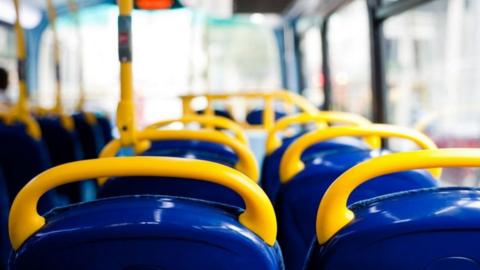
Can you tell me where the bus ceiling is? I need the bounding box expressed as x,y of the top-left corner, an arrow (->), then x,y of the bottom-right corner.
0,0 -> 298,24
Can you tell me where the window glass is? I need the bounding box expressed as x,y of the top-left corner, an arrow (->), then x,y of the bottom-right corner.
298,18 -> 323,106
207,15 -> 282,93
328,1 -> 372,118
38,6 -> 282,126
0,25 -> 17,102
384,0 -> 480,185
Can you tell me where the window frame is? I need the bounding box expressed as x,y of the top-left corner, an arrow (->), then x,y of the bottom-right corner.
290,0 -> 438,122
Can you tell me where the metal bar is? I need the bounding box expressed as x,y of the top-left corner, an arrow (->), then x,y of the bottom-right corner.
320,18 -> 332,110
376,0 -> 435,21
367,0 -> 387,123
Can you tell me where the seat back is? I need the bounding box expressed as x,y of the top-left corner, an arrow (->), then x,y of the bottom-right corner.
98,139 -> 244,207
306,149 -> 480,270
246,108 -> 286,125
9,158 -> 282,270
95,114 -> 113,144
0,167 -> 10,270
275,125 -> 440,270
73,113 -> 105,159
261,137 -> 368,201
278,149 -> 437,270
0,125 -> 59,213
37,117 -> 85,203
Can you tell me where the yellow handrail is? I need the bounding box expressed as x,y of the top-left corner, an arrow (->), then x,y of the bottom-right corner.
180,90 -> 320,129
279,124 -> 441,183
145,115 -> 248,145
9,157 -> 277,249
6,0 -> 42,140
265,112 -> 380,155
316,148 -> 480,244
98,129 -> 259,182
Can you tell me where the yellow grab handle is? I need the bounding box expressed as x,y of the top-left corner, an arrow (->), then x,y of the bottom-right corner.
9,157 -> 277,250
280,124 -> 440,183
145,115 -> 248,145
99,129 -> 259,182
265,112 -> 380,155
317,148 -> 480,244
180,90 -> 320,130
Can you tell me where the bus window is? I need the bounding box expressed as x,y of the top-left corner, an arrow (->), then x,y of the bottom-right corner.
328,0 -> 372,118
384,0 -> 480,185
38,5 -> 197,125
206,15 -> 282,93
0,25 -> 16,102
298,18 -> 323,107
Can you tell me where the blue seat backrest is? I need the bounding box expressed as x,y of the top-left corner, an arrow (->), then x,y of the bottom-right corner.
98,141 -> 242,207
0,167 -> 10,270
10,196 -> 283,270
261,136 -> 369,202
305,187 -> 480,270
99,176 -> 245,208
246,108 -> 286,125
38,118 -> 86,203
0,125 -> 59,214
196,109 -> 234,120
73,114 -> 105,159
147,140 -> 238,167
275,149 -> 437,270
95,114 -> 113,144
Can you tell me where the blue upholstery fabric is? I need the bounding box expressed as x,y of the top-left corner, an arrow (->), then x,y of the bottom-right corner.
305,187 -> 480,270
37,117 -> 85,203
0,168 -> 10,270
261,137 -> 368,202
275,149 -> 437,270
99,176 -> 245,208
196,109 -> 234,120
10,196 -> 284,270
246,108 -> 286,125
0,125 -> 59,214
95,114 -> 113,144
98,141 -> 241,207
73,113 -> 105,159
146,140 -> 238,167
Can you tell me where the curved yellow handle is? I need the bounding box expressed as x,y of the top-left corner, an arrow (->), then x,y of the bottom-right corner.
99,129 -> 259,182
181,90 -> 320,130
317,148 -> 480,244
9,157 -> 277,250
0,113 -> 42,140
145,115 -> 248,145
266,112 -> 380,155
280,124 -> 440,183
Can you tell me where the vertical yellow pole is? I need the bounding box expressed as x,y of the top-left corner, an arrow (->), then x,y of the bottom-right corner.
12,0 -> 28,118
116,0 -> 136,146
46,0 -> 62,114
263,95 -> 274,130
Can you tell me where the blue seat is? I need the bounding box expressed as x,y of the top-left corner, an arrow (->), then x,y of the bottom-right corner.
275,148 -> 437,270
95,114 -> 113,144
98,141 -> 243,207
10,196 -> 282,270
0,167 -> 10,270
73,113 -> 105,159
0,125 -> 59,213
147,140 -> 238,166
261,136 -> 368,201
9,158 -> 283,270
246,108 -> 286,125
196,109 -> 234,120
37,117 -> 85,203
305,187 -> 480,270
